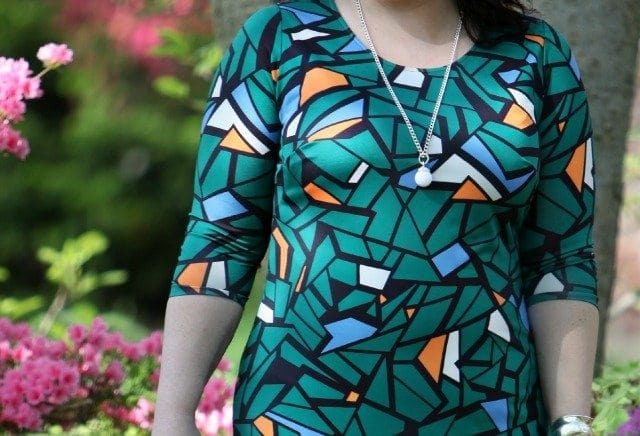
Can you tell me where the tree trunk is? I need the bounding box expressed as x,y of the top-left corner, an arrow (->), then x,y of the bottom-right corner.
212,0 -> 268,49
211,0 -> 640,374
535,0 -> 640,374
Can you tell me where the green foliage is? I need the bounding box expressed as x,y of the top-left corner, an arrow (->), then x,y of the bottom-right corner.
0,0 -> 213,323
38,230 -> 127,299
592,360 -> 640,434
0,295 -> 45,319
46,416 -> 147,436
153,75 -> 190,100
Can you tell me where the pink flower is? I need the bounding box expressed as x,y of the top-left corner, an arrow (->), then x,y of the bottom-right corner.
68,324 -> 88,346
25,386 -> 45,405
11,343 -> 34,362
0,123 -> 30,160
138,331 -> 162,356
120,341 -> 143,361
217,357 -> 232,372
36,43 -> 74,68
0,97 -> 26,122
129,397 -> 154,429
148,368 -> 160,386
104,360 -> 125,385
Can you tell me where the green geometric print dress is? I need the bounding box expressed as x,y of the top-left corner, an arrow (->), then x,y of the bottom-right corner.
168,0 -> 599,434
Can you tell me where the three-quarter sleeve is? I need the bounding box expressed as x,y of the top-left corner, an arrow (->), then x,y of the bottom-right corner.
168,5 -> 282,309
518,21 -> 599,311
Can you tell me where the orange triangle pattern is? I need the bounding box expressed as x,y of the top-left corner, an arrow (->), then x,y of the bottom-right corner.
566,142 -> 586,192
405,307 -> 415,318
492,291 -> 506,306
525,34 -> 545,46
308,118 -> 361,141
254,415 -> 274,436
504,103 -> 534,129
558,120 -> 566,132
300,67 -> 349,105
304,182 -> 341,204
453,178 -> 488,201
177,262 -> 208,290
220,126 -> 255,154
418,334 -> 447,383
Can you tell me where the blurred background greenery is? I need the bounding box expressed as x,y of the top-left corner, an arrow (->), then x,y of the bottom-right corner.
0,0 -> 261,370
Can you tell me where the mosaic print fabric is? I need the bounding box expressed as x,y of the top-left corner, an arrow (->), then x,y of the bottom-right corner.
169,1 -> 598,433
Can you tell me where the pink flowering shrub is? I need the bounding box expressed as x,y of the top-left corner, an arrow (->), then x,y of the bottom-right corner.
56,0 -> 211,78
0,43 -> 73,160
0,316 -> 235,434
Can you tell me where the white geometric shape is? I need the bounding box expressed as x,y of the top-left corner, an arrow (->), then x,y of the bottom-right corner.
427,136 -> 443,154
359,264 -> 391,290
508,88 -> 536,123
207,99 -> 270,155
443,330 -> 460,382
488,309 -> 511,342
257,302 -> 274,323
292,29 -> 330,41
211,75 -> 222,98
286,112 -> 302,138
205,261 -> 228,292
393,68 -> 425,88
348,161 -> 369,184
585,137 -> 594,189
431,154 -> 502,200
533,272 -> 565,295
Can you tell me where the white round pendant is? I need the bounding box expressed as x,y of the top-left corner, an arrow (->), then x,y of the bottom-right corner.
415,166 -> 432,187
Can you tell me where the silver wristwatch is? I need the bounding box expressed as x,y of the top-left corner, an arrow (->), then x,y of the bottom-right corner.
549,415 -> 594,435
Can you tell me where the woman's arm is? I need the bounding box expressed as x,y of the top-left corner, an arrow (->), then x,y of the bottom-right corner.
152,4 -> 283,434
153,297 -> 242,435
528,300 -> 599,423
517,19 -> 600,430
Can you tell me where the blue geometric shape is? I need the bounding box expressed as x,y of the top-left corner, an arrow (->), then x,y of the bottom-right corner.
432,242 -> 470,277
203,191 -> 248,221
340,37 -> 366,53
279,6 -> 326,25
201,102 -> 215,134
498,70 -> 520,84
519,299 -> 530,331
321,317 -> 377,353
461,135 -> 534,193
569,52 -> 581,80
279,85 -> 301,129
481,398 -> 508,431
308,99 -> 364,136
508,294 -> 516,306
265,411 -> 325,436
526,53 -> 537,64
232,83 -> 278,142
399,160 -> 438,189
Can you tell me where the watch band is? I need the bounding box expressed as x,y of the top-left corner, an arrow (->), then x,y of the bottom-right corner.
549,415 -> 594,435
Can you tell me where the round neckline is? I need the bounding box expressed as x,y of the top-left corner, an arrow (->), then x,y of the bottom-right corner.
327,0 -> 477,74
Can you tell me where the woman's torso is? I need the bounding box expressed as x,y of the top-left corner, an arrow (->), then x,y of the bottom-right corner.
233,1 -> 550,433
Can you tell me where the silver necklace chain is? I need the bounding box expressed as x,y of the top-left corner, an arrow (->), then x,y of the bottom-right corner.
353,0 -> 463,186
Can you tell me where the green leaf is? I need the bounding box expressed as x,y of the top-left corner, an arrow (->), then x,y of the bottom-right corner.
0,266 -> 9,282
0,295 -> 44,318
99,270 -> 129,287
152,75 -> 190,100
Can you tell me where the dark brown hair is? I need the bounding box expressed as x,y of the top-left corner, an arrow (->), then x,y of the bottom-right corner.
456,0 -> 538,44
